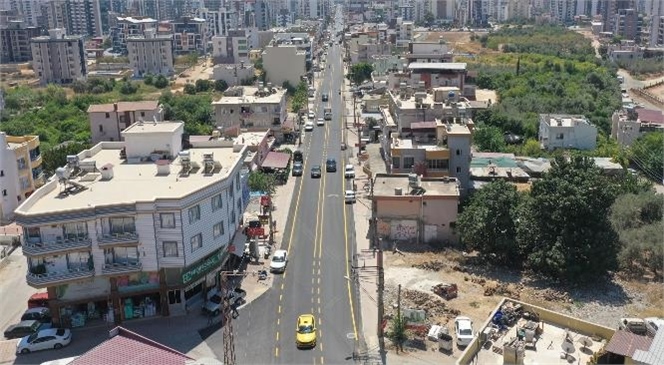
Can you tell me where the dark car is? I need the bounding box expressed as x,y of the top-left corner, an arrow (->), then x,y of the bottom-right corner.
21,308 -> 51,324
322,94 -> 329,102
311,165 -> 322,178
326,158 -> 337,172
4,320 -> 49,340
292,162 -> 304,176
293,150 -> 304,163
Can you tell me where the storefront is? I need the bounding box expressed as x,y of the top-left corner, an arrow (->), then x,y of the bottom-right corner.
113,271 -> 162,323
180,249 -> 229,309
57,298 -> 113,328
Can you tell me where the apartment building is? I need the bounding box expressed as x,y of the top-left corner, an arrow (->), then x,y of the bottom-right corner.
538,114 -> 598,151
212,85 -> 288,131
0,133 -> 44,224
380,87 -> 474,191
396,19 -> 413,48
388,63 -> 467,91
31,29 -> 87,86
614,8 -> 643,42
262,44 -> 306,87
211,30 -> 249,64
88,101 -> 164,144
6,0 -> 40,27
372,173 -> 460,244
405,38 -> 454,64
0,20 -> 40,63
611,108 -> 664,147
160,17 -> 206,55
212,63 -> 255,87
348,33 -> 391,65
127,28 -> 174,78
44,0 -> 102,38
14,121 -> 249,326
111,16 -> 158,54
272,32 -> 312,66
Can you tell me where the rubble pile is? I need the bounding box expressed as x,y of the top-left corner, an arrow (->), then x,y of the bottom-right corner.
535,288 -> 571,302
412,260 -> 445,272
401,289 -> 461,319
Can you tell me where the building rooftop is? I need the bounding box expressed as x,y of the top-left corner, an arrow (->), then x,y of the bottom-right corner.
87,101 -> 160,114
116,16 -> 157,23
373,174 -> 459,197
407,62 -> 467,71
541,114 -> 593,128
213,86 -> 285,105
15,137 -> 245,217
637,108 -> 664,124
5,134 -> 39,150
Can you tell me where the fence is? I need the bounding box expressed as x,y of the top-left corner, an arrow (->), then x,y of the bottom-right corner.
630,87 -> 664,107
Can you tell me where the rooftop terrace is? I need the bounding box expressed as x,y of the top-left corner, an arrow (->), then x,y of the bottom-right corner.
373,174 -> 459,197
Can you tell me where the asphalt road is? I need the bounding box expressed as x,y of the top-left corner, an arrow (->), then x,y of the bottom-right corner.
218,8 -> 361,365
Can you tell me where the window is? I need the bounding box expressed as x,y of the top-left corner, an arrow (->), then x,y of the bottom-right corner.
99,125 -> 103,132
188,205 -> 201,224
229,182 -> 235,197
456,167 -> 461,173
63,222 -> 88,240
17,157 -> 27,170
2,189 -> 7,197
109,217 -> 135,234
0,170 -> 3,177
235,173 -> 240,188
163,241 -> 178,257
190,233 -> 203,252
237,197 -> 242,211
213,221 -> 224,238
211,194 -> 223,211
556,133 -> 564,140
427,159 -> 449,170
105,112 -> 110,118
403,157 -> 415,169
140,112 -> 145,117
456,149 -> 461,156
231,210 -> 236,224
392,157 -> 400,168
160,213 -> 176,228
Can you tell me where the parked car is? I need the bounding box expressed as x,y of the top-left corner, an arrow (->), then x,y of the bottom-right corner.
16,328 -> 71,354
317,117 -> 325,126
344,190 -> 356,204
21,308 -> 51,324
311,165 -> 322,178
308,111 -> 315,119
27,293 -> 49,309
269,250 -> 288,273
292,162 -> 304,176
4,320 -> 51,340
304,121 -> 314,131
326,158 -> 337,172
202,288 -> 247,316
344,164 -> 355,179
454,316 -> 474,347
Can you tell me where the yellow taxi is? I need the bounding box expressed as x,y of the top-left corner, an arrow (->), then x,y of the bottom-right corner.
295,314 -> 317,349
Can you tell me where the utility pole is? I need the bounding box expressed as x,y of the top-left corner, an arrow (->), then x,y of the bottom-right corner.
221,271 -> 249,365
397,283 -> 402,354
371,175 -> 386,355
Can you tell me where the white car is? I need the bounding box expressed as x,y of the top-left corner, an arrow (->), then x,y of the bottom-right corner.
269,249 -> 288,273
344,164 -> 355,179
304,121 -> 314,131
454,316 -> 474,347
17,328 -> 71,354
308,111 -> 315,119
316,117 -> 325,126
344,190 -> 356,204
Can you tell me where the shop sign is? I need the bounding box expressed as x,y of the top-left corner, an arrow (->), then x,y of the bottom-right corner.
117,272 -> 160,294
182,251 -> 222,285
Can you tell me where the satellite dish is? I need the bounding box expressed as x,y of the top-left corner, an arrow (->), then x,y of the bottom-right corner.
561,340 -> 575,354
578,336 -> 593,349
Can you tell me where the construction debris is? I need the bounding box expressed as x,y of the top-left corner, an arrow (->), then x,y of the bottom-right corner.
432,283 -> 458,300
412,260 -> 445,272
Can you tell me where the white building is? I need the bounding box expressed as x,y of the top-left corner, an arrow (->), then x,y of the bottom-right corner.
211,30 -> 249,64
127,28 -> 174,77
15,121 -> 249,326
212,85 -> 288,131
262,44 -> 306,87
611,108 -> 664,147
538,114 -> 598,151
30,29 -> 87,86
0,133 -> 44,224
212,63 -> 255,87
112,16 -> 158,54
88,101 -> 164,144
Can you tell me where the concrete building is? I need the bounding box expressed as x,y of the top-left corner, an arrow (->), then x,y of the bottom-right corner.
396,19 -> 414,48
0,20 -> 40,63
262,44 -> 306,87
14,121 -> 249,326
161,17 -> 206,55
348,33 -> 391,65
614,8 -> 643,42
538,114 -> 598,151
405,37 -> 454,64
0,133 -> 44,224
211,30 -> 249,64
607,40 -> 643,64
388,63 -> 467,92
380,87 -> 474,191
111,16 -> 158,54
212,85 -> 288,131
88,101 -> 164,144
611,108 -> 664,147
31,28 -> 87,86
6,0 -> 40,27
212,63 -> 255,87
272,32 -> 313,68
647,0 -> 663,47
372,173 -> 460,244
127,28 -> 174,77
46,0 -> 103,38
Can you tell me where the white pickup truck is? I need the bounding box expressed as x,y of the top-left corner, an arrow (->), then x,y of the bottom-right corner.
202,288 -> 247,316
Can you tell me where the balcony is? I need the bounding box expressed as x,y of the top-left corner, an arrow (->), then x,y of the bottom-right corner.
101,261 -> 142,275
22,237 -> 92,256
26,267 -> 94,288
97,232 -> 139,247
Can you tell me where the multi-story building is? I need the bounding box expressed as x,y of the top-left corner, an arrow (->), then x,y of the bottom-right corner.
611,108 -> 664,147
372,173 -> 460,244
396,18 -> 413,48
0,20 -> 40,63
212,85 -> 288,131
405,38 -> 454,64
614,8 -> 643,42
262,43 -> 306,87
44,0 -> 103,38
127,28 -> 174,77
111,16 -> 158,54
212,63 -> 255,87
211,30 -> 249,64
388,63 -> 468,94
602,0 -> 635,33
160,16 -> 206,54
647,0 -> 663,46
31,28 -> 87,86
6,0 -> 41,27
538,114 -> 598,151
88,101 -> 164,144
348,33 -> 391,65
0,133 -> 44,224
14,121 -> 249,325
380,87 -> 474,191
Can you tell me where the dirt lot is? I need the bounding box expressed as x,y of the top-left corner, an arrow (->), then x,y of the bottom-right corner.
381,243 -> 664,363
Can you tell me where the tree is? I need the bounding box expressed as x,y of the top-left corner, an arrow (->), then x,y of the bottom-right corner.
387,313 -> 407,353
195,79 -> 212,92
183,83 -> 197,95
144,74 -> 154,85
153,75 -> 169,88
473,125 -> 506,152
517,156 -> 620,281
422,11 -> 435,27
101,37 -> 112,49
119,81 -> 138,95
214,79 -> 228,92
629,132 -> 664,182
346,63 -> 373,86
458,180 -> 523,265
41,142 -> 89,175
248,171 -> 276,195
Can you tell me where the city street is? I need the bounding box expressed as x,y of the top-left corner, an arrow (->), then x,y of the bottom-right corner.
227,8 -> 362,365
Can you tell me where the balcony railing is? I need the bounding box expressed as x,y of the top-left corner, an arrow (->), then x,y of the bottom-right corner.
22,237 -> 92,256
26,267 -> 94,288
101,261 -> 142,275
97,232 -> 139,247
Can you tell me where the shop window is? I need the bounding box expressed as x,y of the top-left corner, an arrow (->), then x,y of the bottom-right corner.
190,233 -> 203,252
211,194 -> 223,212
163,241 -> 178,257
392,157 -> 400,168
160,213 -> 176,228
403,157 -> 415,169
168,290 -> 181,305
188,205 -> 201,224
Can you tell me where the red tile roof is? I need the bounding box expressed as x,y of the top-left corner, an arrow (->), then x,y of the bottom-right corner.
261,151 -> 290,169
637,109 -> 664,124
69,327 -> 193,365
605,330 -> 653,357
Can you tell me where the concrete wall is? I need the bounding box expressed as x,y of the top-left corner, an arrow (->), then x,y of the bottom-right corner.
262,45 -> 306,87
375,196 -> 458,243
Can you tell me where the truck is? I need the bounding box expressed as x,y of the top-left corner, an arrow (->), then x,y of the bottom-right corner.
324,107 -> 332,120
